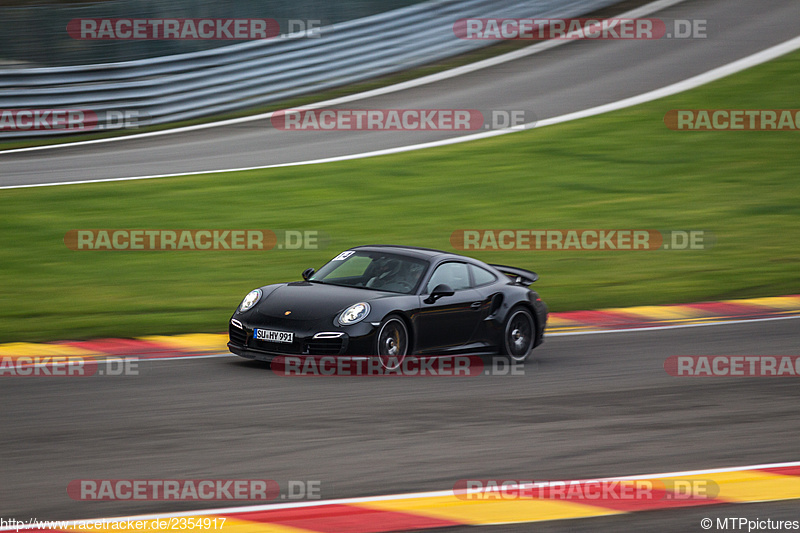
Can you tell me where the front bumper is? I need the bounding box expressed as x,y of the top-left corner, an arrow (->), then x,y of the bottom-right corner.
228,316 -> 377,361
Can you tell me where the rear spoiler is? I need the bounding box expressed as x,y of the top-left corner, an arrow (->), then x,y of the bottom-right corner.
490,264 -> 538,285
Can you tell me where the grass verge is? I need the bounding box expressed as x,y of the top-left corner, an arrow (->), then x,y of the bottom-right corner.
0,49 -> 798,342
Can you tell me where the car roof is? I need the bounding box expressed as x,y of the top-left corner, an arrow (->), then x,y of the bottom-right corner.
351,244 -> 463,262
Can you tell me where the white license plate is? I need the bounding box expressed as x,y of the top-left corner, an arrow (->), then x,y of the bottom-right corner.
254,329 -> 294,343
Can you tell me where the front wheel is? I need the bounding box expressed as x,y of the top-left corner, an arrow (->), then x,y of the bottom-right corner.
374,315 -> 409,370
503,307 -> 535,363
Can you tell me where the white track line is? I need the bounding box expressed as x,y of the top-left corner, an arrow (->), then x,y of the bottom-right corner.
42,313 -> 797,365
0,0 -> 689,158
3,459 -> 798,529
546,314 -> 800,336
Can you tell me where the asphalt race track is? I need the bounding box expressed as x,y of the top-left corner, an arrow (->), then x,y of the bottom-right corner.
2,0 -> 800,186
2,319 -> 799,530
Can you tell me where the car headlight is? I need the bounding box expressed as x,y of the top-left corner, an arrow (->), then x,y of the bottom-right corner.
239,289 -> 262,312
338,302 -> 370,325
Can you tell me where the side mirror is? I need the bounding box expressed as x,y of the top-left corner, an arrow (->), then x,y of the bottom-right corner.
302,268 -> 315,281
425,283 -> 455,304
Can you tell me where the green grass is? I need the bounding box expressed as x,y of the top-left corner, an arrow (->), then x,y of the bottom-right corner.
1,50 -> 799,342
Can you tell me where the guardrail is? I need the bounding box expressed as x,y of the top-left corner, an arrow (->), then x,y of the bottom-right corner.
0,0 -> 619,137
0,0 -> 425,67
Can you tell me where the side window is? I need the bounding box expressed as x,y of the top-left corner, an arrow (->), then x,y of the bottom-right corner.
426,262 -> 471,293
470,265 -> 497,287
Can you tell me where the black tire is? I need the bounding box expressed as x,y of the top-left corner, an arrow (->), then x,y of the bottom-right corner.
374,315 -> 409,370
502,306 -> 535,363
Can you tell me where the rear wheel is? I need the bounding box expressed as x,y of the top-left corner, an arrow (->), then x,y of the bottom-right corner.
375,315 -> 408,370
503,306 -> 534,363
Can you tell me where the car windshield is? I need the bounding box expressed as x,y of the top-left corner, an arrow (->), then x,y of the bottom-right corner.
310,250 -> 428,294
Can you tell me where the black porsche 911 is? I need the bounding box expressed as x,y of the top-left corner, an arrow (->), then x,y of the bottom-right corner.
228,245 -> 547,367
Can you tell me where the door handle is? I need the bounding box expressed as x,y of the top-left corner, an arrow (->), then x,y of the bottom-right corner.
471,301 -> 482,309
